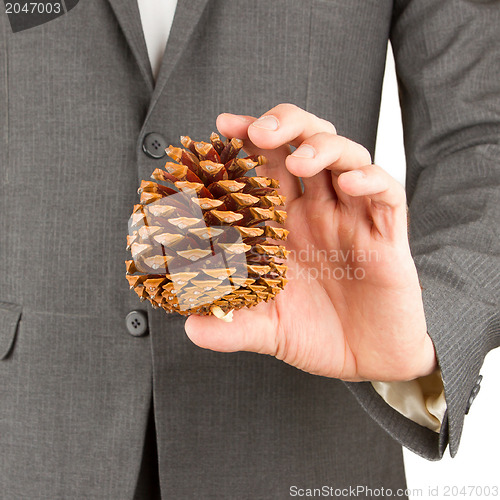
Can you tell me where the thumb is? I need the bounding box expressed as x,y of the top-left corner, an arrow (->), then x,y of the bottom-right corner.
184,302 -> 277,355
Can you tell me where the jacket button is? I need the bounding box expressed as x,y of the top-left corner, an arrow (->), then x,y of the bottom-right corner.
126,311 -> 149,337
465,375 -> 482,415
142,132 -> 167,159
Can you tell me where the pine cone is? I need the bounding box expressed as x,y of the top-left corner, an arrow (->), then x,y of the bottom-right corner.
125,132 -> 289,317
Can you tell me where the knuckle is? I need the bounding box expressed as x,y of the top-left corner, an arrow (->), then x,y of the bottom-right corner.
338,135 -> 350,159
359,145 -> 372,164
273,323 -> 290,361
314,131 -> 338,144
394,182 -> 407,204
319,118 -> 337,134
372,164 -> 407,204
371,163 -> 388,178
276,102 -> 301,114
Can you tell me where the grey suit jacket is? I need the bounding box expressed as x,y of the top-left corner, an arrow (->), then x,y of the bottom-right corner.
1,0 -> 499,498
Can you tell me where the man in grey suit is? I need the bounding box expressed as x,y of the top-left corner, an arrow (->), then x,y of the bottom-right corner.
0,1 -> 498,499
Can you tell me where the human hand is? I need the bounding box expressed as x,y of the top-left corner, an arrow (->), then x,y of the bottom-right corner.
184,104 -> 437,382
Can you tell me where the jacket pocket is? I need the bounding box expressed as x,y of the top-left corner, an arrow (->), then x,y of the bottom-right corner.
0,301 -> 22,360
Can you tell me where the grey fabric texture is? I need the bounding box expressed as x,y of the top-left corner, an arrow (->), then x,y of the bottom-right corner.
0,0 -> 498,498
0,302 -> 22,359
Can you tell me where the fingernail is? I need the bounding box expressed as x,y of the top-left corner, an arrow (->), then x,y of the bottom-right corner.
349,170 -> 366,179
234,114 -> 253,123
252,115 -> 279,131
221,113 -> 252,123
291,144 -> 316,158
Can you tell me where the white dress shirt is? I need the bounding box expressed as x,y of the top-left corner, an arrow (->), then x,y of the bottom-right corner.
137,0 -> 178,81
136,0 -> 446,433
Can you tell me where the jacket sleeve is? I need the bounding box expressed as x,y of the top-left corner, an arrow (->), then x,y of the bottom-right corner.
346,0 -> 500,460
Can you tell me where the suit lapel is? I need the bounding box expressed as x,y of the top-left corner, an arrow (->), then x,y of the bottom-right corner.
106,0 -> 210,123
106,0 -> 155,93
143,0 -> 210,122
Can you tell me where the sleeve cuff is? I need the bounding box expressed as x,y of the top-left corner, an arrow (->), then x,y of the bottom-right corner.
371,370 -> 446,433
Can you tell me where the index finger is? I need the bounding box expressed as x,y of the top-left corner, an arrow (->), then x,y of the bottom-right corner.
216,112 -> 302,202
247,103 -> 337,150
